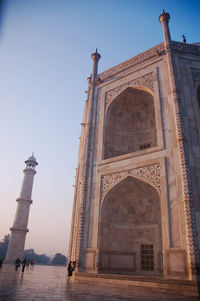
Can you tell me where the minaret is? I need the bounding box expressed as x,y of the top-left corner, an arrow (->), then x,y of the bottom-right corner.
5,154 -> 38,263
68,49 -> 101,270
159,10 -> 199,280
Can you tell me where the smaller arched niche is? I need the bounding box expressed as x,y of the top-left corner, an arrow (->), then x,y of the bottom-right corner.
103,87 -> 157,159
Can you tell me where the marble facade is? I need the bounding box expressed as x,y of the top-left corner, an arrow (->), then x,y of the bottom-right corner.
68,10 -> 200,291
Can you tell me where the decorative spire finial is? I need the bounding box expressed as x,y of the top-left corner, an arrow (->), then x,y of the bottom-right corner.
159,10 -> 171,45
159,9 -> 170,23
182,34 -> 186,44
91,49 -> 101,82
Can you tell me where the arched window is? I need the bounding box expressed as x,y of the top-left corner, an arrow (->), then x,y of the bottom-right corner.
103,87 -> 157,159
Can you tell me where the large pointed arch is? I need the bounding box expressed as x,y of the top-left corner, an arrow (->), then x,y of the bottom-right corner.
98,176 -> 163,275
103,87 -> 157,159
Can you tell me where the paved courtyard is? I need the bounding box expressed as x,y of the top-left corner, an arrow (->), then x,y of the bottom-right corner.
0,264 -> 199,301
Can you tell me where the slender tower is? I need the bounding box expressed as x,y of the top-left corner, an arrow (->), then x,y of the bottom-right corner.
68,49 -> 101,269
5,154 -> 38,263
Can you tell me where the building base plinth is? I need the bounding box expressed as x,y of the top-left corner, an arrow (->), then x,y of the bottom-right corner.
71,272 -> 200,297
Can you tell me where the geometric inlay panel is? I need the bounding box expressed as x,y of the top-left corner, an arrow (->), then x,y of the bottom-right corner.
101,163 -> 160,198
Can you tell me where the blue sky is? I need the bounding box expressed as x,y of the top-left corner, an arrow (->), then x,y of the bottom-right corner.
0,0 -> 199,256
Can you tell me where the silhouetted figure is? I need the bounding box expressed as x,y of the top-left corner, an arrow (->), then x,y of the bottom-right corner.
0,259 -> 3,268
26,259 -> 30,267
22,258 -> 27,272
67,261 -> 73,277
72,261 -> 76,272
15,258 -> 21,271
182,34 -> 186,44
30,259 -> 35,269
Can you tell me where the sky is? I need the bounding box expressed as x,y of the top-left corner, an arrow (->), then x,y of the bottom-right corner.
0,0 -> 199,257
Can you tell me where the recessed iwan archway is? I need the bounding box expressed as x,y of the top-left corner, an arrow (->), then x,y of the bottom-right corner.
104,87 -> 157,159
98,176 -> 163,275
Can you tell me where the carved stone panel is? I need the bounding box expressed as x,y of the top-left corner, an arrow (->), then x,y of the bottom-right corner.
105,72 -> 154,110
99,43 -> 165,80
191,68 -> 200,86
101,163 -> 160,199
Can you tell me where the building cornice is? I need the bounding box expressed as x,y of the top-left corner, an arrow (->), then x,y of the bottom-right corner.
98,41 -> 200,82
99,43 -> 165,81
170,41 -> 200,55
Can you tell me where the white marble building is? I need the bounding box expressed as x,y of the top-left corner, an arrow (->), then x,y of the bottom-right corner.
68,10 -> 200,294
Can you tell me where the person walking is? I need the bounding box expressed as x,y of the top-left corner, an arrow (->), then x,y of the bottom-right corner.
72,261 -> 76,272
14,258 -> 21,271
67,261 -> 73,277
22,258 -> 27,273
0,259 -> 3,268
26,259 -> 30,268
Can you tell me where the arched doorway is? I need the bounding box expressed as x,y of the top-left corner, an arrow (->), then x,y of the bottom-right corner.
104,87 -> 157,159
98,176 -> 163,275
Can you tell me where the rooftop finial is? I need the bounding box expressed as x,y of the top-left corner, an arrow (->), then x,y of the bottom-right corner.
91,49 -> 101,83
159,10 -> 171,45
25,153 -> 38,166
182,34 -> 186,44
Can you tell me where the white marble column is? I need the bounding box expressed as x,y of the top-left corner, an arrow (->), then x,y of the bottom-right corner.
5,154 -> 38,263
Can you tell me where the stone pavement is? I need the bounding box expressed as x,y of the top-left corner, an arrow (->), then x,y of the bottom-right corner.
0,264 -> 199,301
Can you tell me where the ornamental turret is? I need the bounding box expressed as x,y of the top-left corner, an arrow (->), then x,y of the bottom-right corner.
159,9 -> 171,46
91,48 -> 101,83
